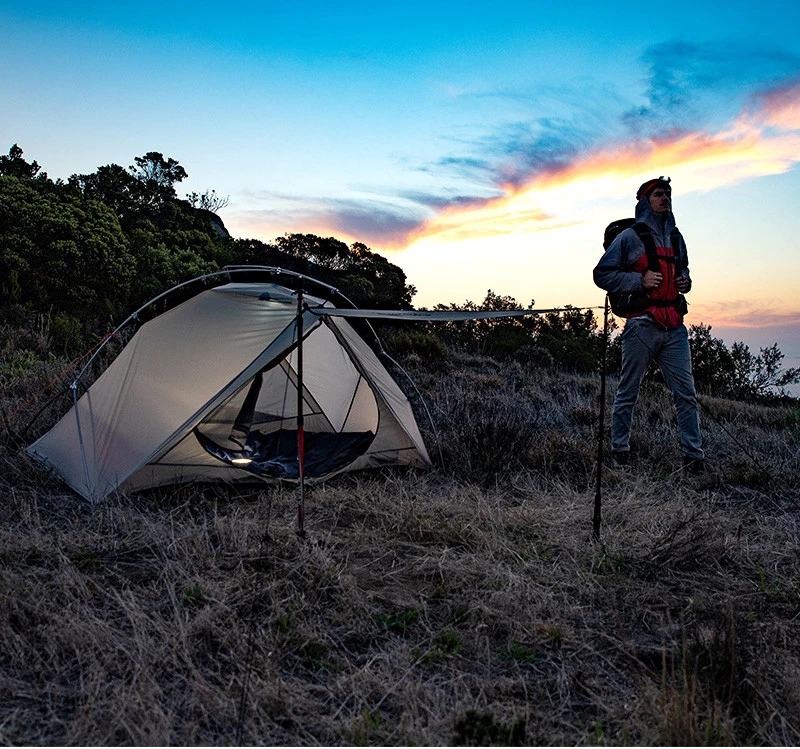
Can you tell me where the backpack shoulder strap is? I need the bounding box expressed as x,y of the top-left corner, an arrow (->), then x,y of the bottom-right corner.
631,222 -> 661,272
670,226 -> 687,271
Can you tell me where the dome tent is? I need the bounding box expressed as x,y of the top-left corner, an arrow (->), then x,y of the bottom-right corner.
28,270 -> 430,502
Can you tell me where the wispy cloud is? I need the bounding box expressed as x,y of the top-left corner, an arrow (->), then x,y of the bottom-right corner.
412,69 -> 800,245
424,40 -> 800,197
230,192 -> 432,248
623,40 -> 800,134
234,41 -> 800,252
388,44 -> 800,246
745,77 -> 800,130
430,84 -> 624,191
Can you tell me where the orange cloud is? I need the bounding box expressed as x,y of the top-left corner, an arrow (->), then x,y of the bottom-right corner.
412,91 -> 800,247
414,203 -> 562,243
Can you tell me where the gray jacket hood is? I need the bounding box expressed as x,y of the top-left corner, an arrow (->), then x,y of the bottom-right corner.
634,195 -> 676,247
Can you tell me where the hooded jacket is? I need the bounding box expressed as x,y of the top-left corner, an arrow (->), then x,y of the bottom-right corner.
593,194 -> 692,328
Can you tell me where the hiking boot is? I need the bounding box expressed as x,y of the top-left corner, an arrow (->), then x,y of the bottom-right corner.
683,455 -> 705,474
612,451 -> 631,467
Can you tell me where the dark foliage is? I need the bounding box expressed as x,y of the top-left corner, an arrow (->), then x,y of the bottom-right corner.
0,145 -> 415,352
431,292 -> 615,374
689,323 -> 800,402
230,234 -> 416,310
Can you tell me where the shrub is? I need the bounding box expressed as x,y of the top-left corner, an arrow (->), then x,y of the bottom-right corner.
385,329 -> 449,363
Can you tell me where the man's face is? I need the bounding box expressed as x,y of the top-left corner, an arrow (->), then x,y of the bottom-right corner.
648,186 -> 672,214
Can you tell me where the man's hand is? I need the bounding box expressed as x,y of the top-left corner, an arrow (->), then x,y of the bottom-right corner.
675,275 -> 690,293
642,270 -> 662,289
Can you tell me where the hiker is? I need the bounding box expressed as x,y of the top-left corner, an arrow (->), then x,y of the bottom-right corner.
593,177 -> 704,471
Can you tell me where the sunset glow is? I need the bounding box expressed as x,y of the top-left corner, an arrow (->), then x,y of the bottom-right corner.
3,0 -> 800,370
412,91 -> 800,248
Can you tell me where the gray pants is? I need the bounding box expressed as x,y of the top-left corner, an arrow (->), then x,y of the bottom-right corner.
612,316 -> 704,459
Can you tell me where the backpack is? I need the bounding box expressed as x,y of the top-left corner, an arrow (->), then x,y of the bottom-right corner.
602,219 -> 687,317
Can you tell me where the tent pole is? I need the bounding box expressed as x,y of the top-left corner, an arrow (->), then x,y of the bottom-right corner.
593,295 -> 610,542
72,382 -> 93,502
296,287 -> 306,538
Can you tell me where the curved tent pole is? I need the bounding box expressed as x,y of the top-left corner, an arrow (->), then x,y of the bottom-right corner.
70,266 -> 371,390
224,265 -> 344,297
225,265 -> 388,351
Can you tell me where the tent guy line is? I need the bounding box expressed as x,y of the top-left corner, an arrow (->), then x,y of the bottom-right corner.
307,307 -> 602,321
70,263 -> 603,394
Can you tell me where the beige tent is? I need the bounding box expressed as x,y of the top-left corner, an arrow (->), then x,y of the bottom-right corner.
28,281 -> 430,502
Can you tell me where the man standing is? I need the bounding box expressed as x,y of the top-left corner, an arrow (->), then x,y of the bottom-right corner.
593,177 -> 704,471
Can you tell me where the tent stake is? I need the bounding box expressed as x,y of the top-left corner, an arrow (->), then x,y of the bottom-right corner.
593,295 -> 610,542
296,287 -> 306,538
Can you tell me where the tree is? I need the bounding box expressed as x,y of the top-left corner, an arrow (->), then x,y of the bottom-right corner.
230,233 -> 416,310
731,341 -> 800,400
433,290 -> 533,355
69,164 -> 142,227
69,152 -> 190,225
130,152 -> 187,190
129,152 -> 188,210
186,189 -> 229,213
688,324 -> 736,396
0,172 -> 135,324
689,323 -> 800,401
275,234 -> 359,272
431,294 -> 612,367
0,144 -> 44,180
527,306 -> 609,372
1,149 -> 234,333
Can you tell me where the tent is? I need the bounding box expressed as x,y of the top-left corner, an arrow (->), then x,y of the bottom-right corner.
28,277 -> 431,502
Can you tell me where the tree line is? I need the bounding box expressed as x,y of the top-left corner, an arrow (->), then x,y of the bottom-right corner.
0,145 -> 414,342
389,292 -> 800,403
1,144 -> 797,402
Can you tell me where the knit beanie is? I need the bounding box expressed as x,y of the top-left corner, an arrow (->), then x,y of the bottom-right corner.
636,176 -> 671,201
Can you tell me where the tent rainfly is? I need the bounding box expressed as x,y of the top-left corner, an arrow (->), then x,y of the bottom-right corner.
28,280 -> 430,502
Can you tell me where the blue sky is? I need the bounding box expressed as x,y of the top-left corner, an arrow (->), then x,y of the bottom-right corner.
3,0 -> 800,378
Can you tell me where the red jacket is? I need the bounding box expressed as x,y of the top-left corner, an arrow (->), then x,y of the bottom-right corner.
627,242 -> 683,329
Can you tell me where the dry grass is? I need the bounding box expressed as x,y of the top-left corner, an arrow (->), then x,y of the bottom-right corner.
2,347 -> 800,745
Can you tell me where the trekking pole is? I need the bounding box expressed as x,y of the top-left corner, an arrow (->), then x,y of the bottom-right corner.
296,287 -> 306,539
593,295 -> 610,542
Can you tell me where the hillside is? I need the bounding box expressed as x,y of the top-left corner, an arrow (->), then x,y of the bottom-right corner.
2,343 -> 800,745
2,145 -> 800,744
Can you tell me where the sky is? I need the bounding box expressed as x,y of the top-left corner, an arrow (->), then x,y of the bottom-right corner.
2,0 -> 800,381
